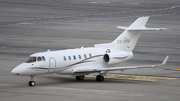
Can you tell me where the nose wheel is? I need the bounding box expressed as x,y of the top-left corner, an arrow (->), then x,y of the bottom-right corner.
29,81 -> 36,86
29,76 -> 36,86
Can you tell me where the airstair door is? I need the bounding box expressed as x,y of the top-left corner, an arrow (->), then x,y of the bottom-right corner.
48,57 -> 56,73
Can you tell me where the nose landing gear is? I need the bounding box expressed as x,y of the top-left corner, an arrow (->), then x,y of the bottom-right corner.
29,76 -> 36,86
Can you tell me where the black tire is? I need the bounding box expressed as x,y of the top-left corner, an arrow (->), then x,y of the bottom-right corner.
79,75 -> 84,80
99,76 -> 104,82
96,75 -> 100,81
76,76 -> 80,80
29,81 -> 36,86
76,76 -> 84,80
96,75 -> 104,82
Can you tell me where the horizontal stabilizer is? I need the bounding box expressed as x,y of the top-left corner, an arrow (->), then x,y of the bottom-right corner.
116,26 -> 128,30
117,26 -> 168,31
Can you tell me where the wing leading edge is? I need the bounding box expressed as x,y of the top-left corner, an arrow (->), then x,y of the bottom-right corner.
74,56 -> 169,73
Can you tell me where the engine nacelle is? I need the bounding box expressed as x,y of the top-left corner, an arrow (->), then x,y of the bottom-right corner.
103,51 -> 133,65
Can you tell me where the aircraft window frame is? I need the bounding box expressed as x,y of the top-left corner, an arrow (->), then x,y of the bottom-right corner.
78,55 -> 81,59
89,54 -> 92,58
84,54 -> 87,59
73,55 -> 76,60
42,56 -> 46,61
63,56 -> 66,61
26,57 -> 36,63
37,57 -> 42,62
68,56 -> 71,60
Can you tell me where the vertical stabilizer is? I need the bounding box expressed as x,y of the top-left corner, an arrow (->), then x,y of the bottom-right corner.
128,16 -> 149,29
111,16 -> 149,51
95,16 -> 167,51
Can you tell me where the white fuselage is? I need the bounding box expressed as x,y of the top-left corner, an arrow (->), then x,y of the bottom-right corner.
12,47 -> 133,76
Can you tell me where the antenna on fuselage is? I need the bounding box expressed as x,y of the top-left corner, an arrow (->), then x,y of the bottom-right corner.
47,49 -> 50,52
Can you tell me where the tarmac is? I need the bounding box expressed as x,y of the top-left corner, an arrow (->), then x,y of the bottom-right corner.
0,0 -> 180,101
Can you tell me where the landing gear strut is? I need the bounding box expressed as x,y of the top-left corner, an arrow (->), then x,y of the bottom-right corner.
76,75 -> 85,80
96,75 -> 104,82
29,76 -> 36,86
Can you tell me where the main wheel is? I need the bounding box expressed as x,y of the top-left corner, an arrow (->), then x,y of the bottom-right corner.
29,81 -> 36,86
76,75 -> 84,80
96,75 -> 104,82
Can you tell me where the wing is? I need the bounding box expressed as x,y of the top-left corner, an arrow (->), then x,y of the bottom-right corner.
74,56 -> 169,73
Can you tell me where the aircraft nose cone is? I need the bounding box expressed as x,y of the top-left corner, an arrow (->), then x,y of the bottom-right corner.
11,63 -> 26,75
11,68 -> 20,75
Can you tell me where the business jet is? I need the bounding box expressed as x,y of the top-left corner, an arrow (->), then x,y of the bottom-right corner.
11,16 -> 169,86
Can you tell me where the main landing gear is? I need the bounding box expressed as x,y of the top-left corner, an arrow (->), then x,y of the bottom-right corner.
96,75 -> 104,82
76,75 -> 85,80
75,75 -> 104,82
29,76 -> 36,86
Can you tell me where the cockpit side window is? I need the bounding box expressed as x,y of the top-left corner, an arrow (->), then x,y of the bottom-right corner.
42,56 -> 46,61
26,57 -> 36,63
37,57 -> 42,62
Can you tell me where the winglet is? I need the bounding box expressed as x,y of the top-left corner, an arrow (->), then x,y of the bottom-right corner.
161,56 -> 169,65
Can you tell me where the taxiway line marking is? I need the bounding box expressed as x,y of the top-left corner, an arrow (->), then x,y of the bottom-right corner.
171,68 -> 180,71
86,74 -> 177,81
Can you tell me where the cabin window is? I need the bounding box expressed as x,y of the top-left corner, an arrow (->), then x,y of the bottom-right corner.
73,55 -> 76,60
42,56 -> 46,61
89,54 -> 92,58
37,57 -> 42,62
26,57 -> 36,63
68,56 -> 71,60
84,54 -> 87,59
63,56 -> 66,61
78,55 -> 81,59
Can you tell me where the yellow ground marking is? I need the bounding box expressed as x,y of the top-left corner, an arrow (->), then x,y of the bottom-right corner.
86,74 -> 177,82
171,68 -> 180,71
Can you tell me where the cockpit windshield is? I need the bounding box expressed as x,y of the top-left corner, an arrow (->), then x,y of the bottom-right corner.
26,57 -> 36,63
26,56 -> 46,63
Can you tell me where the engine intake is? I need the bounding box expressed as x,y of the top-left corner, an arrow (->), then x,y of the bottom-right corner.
103,51 -> 133,65
103,54 -> 109,62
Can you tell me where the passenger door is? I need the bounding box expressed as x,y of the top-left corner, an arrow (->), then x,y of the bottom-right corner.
48,57 -> 56,73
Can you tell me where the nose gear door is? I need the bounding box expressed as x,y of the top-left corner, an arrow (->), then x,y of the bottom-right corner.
48,57 -> 56,73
